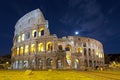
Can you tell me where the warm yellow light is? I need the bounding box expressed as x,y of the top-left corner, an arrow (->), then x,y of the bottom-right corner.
66,55 -> 70,60
6,62 -> 9,64
38,43 -> 44,52
96,51 -> 98,56
32,30 -> 37,37
25,45 -> 29,54
75,59 -> 79,63
17,47 -> 19,55
20,46 -> 23,55
18,36 -> 21,42
30,44 -> 36,53
46,42 -> 52,51
77,47 -> 83,53
21,34 -> 25,41
39,28 -> 44,36
66,44 -> 72,51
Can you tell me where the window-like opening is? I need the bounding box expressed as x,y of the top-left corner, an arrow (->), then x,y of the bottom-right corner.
77,47 -> 82,53
17,47 -> 19,55
41,30 -> 44,36
74,59 -> 79,69
46,58 -> 53,69
21,34 -> 25,41
58,45 -> 63,51
18,35 -> 21,42
38,43 -> 44,52
39,28 -> 44,36
57,59 -> 62,69
30,44 -> 36,53
83,43 -> 86,47
65,44 -> 72,51
26,32 -> 30,39
24,45 -> 29,54
46,42 -> 53,51
32,30 -> 37,38
20,46 -> 23,55
38,59 -> 43,69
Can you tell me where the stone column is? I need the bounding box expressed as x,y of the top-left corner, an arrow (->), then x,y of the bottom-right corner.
87,48 -> 90,67
43,57 -> 46,69
52,58 -> 56,69
36,41 -> 38,54
63,57 -> 67,69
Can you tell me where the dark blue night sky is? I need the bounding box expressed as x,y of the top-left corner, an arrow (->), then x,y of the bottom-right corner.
0,0 -> 120,56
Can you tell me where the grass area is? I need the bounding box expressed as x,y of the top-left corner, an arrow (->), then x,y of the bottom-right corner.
0,70 -> 120,80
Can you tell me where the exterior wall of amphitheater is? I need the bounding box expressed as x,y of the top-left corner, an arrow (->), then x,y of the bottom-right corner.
11,9 -> 104,70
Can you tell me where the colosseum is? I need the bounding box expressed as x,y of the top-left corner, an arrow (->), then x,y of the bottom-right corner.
11,9 -> 104,70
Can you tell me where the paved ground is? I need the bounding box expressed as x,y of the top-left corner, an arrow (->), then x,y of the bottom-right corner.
0,70 -> 120,80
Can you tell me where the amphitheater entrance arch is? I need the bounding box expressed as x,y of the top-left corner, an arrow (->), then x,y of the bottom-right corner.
30,59 -> 35,69
24,60 -> 28,69
46,58 -> 53,69
74,59 -> 79,69
15,60 -> 18,69
38,58 -> 43,69
56,59 -> 62,69
46,42 -> 53,51
19,60 -> 22,69
58,45 -> 63,51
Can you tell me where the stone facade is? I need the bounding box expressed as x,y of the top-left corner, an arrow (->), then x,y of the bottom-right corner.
11,9 -> 104,70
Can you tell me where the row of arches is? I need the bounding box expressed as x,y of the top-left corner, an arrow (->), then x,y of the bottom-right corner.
15,28 -> 45,43
13,43 -> 83,56
12,58 -> 80,69
58,44 -> 83,53
13,42 -> 53,56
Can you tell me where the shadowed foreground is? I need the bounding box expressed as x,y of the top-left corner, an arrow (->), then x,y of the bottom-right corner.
0,70 -> 120,80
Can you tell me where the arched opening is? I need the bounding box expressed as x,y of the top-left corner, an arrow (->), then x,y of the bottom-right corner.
32,30 -> 37,38
24,45 -> 29,54
39,28 -> 44,36
21,34 -> 25,41
77,47 -> 83,53
38,59 -> 43,69
57,59 -> 62,69
20,46 -> 23,55
74,59 -> 79,69
41,30 -> 44,36
18,35 -> 21,42
58,45 -> 63,51
30,44 -> 36,53
46,58 -> 53,69
65,44 -> 72,51
17,47 -> 19,56
83,43 -> 86,47
25,32 -> 30,39
46,42 -> 53,51
89,60 -> 92,67
19,60 -> 22,69
15,60 -> 18,69
24,60 -> 28,69
38,43 -> 44,52
30,59 -> 35,69
84,59 -> 88,67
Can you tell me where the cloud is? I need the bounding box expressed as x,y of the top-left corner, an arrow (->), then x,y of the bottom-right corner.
59,0 -> 111,41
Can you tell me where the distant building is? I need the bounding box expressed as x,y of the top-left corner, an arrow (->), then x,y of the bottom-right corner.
11,9 -> 104,70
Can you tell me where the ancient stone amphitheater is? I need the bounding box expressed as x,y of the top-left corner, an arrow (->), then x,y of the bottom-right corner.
11,9 -> 104,70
